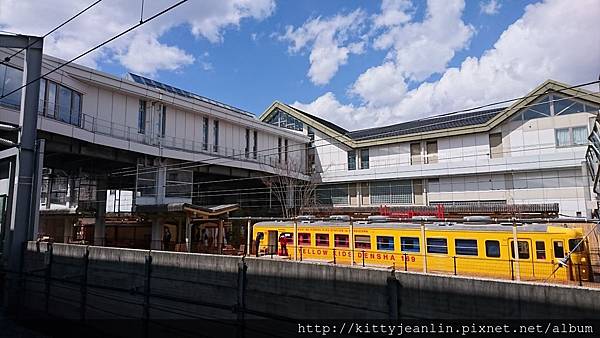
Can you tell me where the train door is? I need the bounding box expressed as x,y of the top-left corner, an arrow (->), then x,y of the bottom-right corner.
267,230 -> 278,255
508,239 -> 534,280
551,239 -> 569,281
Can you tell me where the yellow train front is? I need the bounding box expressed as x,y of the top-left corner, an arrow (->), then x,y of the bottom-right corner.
251,220 -> 593,283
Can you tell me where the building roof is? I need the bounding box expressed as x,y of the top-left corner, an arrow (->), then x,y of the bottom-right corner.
347,107 -> 506,141
286,105 -> 349,135
129,73 -> 255,118
286,104 -> 505,141
261,79 -> 600,148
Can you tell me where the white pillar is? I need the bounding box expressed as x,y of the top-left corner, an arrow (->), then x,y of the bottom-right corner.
151,217 -> 162,250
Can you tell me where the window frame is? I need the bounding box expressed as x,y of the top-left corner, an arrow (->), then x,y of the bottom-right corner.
298,233 -> 311,246
315,233 -> 330,247
138,100 -> 147,134
509,240 -> 530,260
555,126 -> 588,147
334,234 -> 349,248
354,235 -> 371,250
347,150 -> 356,171
485,240 -> 501,258
400,236 -> 420,252
359,148 -> 369,169
213,120 -> 219,152
426,237 -> 448,254
535,241 -> 546,260
376,236 -> 395,251
454,239 -> 479,256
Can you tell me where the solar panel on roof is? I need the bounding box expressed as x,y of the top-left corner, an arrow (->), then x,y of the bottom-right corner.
129,73 -> 255,118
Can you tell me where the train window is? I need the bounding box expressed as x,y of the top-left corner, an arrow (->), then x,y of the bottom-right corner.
355,235 -> 371,250
316,233 -> 330,247
334,234 -> 349,248
553,241 -> 565,258
485,240 -> 500,258
426,238 -> 448,254
377,236 -> 395,251
298,233 -> 311,246
455,239 -> 478,256
535,241 -> 546,259
401,237 -> 420,252
509,241 -> 530,259
568,239 -> 584,252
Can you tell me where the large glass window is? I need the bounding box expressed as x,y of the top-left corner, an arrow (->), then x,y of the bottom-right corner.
58,85 -> 72,123
138,100 -> 147,134
360,149 -> 369,169
0,64 -> 23,109
317,184 -> 349,205
38,81 -> 82,126
555,128 -> 570,147
556,126 -> 588,147
38,79 -> 46,114
370,180 -> 413,204
47,81 -> 57,118
427,238 -> 448,254
265,108 -> 303,131
455,239 -> 478,256
71,92 -> 81,127
213,120 -> 219,152
512,94 -> 598,121
573,127 -> 588,145
245,129 -> 250,158
253,130 -> 258,159
376,236 -> 394,251
202,117 -> 209,150
426,141 -> 438,164
278,137 -> 282,162
400,237 -> 420,252
348,150 -> 356,170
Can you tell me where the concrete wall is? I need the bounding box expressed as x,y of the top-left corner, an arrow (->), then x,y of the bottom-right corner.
15,242 -> 600,328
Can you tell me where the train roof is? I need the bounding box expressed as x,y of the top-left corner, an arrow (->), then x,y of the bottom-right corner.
252,221 -> 576,233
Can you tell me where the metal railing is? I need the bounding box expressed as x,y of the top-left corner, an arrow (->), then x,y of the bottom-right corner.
34,103 -> 288,171
256,244 -> 592,286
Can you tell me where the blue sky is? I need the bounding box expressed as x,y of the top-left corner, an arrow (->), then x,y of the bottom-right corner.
2,0 -> 598,129
102,0 -> 537,115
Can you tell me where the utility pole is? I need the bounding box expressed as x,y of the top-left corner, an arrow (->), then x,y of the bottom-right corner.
0,34 -> 44,312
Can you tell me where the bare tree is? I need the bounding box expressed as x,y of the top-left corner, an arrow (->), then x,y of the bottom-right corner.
261,158 -> 319,218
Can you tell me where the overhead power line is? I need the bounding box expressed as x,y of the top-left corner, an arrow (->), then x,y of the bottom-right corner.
0,0 -> 189,101
1,0 -> 103,66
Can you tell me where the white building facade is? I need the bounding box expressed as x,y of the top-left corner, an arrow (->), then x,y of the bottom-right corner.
260,80 -> 600,218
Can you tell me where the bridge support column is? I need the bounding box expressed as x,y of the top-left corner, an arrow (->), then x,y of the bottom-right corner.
151,217 -> 163,250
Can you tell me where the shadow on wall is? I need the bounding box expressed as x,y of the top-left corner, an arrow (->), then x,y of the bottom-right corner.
3,242 -> 599,337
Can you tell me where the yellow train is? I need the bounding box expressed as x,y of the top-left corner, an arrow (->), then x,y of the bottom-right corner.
252,220 -> 593,283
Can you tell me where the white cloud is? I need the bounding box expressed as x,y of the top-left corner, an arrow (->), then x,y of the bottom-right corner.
373,0 -> 474,82
116,34 -> 194,75
0,0 -> 275,75
279,9 -> 367,85
373,0 -> 413,28
295,0 -> 600,130
480,0 -> 501,15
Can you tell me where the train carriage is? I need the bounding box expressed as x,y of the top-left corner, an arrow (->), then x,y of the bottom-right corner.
251,220 -> 593,283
